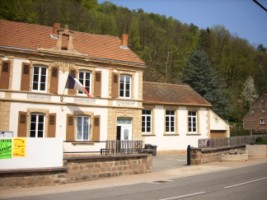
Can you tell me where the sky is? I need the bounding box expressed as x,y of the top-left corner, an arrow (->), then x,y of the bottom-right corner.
98,0 -> 267,48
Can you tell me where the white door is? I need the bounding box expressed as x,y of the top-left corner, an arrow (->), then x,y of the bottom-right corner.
117,118 -> 132,141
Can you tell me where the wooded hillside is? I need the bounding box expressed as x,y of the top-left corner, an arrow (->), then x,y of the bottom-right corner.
1,0 -> 266,125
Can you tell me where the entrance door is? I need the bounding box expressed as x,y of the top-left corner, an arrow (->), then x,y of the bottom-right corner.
117,118 -> 132,141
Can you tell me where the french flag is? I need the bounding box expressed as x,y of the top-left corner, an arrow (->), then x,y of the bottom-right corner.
65,75 -> 92,97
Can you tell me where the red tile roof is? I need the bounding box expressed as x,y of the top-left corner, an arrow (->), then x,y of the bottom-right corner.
0,20 -> 144,65
143,82 -> 211,107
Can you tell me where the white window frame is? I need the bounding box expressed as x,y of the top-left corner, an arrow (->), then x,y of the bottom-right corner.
142,110 -> 152,133
188,111 -> 197,133
78,70 -> 91,95
165,110 -> 175,133
260,118 -> 266,125
76,116 -> 90,141
32,65 -> 47,92
30,113 -> 45,138
119,74 -> 131,98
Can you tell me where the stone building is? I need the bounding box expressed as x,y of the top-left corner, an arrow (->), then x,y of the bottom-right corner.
0,20 -> 230,152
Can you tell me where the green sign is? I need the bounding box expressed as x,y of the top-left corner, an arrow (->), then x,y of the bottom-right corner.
0,139 -> 12,159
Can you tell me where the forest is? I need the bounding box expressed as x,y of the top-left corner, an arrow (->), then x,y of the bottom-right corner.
1,0 -> 266,127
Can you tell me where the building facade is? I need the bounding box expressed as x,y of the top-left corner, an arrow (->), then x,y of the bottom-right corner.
0,20 -> 230,152
243,94 -> 267,134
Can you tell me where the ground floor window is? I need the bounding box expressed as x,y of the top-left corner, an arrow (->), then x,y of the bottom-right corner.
76,116 -> 90,141
165,110 -> 175,133
30,113 -> 45,138
142,110 -> 151,133
188,111 -> 197,133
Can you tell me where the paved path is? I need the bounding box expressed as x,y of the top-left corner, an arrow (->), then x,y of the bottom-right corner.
0,156 -> 266,199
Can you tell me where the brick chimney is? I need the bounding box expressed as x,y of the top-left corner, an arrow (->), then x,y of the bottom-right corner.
121,34 -> 128,47
53,22 -> 60,34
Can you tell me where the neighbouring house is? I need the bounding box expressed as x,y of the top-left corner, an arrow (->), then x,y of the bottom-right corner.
243,94 -> 267,134
142,82 -> 230,151
0,20 -> 230,154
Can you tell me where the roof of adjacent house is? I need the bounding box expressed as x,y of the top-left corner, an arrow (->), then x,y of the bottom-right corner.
0,20 -> 144,65
143,81 -> 212,107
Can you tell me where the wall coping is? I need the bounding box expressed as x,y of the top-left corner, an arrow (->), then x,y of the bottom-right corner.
0,167 -> 67,175
64,154 -> 150,161
192,145 -> 246,153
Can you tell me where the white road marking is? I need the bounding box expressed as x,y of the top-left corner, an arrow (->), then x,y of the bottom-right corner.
158,191 -> 205,200
224,177 -> 267,189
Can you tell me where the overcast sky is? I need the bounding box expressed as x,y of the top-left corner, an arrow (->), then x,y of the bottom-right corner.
99,0 -> 267,48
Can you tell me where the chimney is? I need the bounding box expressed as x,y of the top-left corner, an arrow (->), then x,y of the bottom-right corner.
121,34 -> 128,47
53,22 -> 60,34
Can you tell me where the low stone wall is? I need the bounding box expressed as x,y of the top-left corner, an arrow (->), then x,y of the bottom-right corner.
189,145 -> 246,165
65,154 -> 152,183
0,154 -> 152,188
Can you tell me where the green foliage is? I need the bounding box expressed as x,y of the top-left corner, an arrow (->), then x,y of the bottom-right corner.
182,49 -> 229,118
1,0 -> 267,123
255,137 -> 267,145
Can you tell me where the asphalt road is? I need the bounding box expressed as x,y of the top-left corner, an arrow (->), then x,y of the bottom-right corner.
5,161 -> 267,200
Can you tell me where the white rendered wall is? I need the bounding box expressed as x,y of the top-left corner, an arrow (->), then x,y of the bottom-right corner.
210,110 -> 230,137
0,138 -> 63,170
143,106 -> 210,151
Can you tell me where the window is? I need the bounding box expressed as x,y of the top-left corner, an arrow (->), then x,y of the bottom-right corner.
30,113 -> 45,138
32,66 -> 47,91
260,118 -> 266,125
165,110 -> 175,133
188,111 -> 197,133
76,116 -> 90,141
79,71 -> 91,95
142,110 -> 152,133
120,75 -> 131,98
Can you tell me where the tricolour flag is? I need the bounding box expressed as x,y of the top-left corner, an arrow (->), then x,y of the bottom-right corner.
65,75 -> 92,97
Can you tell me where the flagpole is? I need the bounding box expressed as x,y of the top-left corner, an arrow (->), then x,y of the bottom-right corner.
61,87 -> 66,102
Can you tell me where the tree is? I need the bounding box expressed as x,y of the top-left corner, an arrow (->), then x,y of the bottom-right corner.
182,49 -> 229,118
242,76 -> 259,109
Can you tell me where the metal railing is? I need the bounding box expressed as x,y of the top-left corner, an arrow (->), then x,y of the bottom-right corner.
101,140 -> 143,155
198,134 -> 267,149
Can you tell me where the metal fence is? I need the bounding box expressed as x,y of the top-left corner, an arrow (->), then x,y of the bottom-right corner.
100,140 -> 143,155
198,134 -> 267,149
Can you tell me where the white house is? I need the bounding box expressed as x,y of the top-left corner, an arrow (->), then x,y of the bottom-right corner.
0,20 -> 229,154
142,82 -> 230,151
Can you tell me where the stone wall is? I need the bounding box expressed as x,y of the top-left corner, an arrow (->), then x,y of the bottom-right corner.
189,145 -> 246,165
0,154 -> 152,188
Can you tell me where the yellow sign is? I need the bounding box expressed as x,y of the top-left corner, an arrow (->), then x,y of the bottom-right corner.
13,138 -> 26,157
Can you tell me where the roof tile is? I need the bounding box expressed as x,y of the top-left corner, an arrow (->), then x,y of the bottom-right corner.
143,81 -> 211,107
0,20 -> 144,65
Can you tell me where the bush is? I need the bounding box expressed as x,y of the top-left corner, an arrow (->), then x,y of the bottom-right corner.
255,137 -> 267,145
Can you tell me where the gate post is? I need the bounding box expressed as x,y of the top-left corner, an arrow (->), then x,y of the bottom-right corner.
187,145 -> 191,165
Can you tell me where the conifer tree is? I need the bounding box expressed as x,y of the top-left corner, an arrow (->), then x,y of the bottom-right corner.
182,49 -> 229,118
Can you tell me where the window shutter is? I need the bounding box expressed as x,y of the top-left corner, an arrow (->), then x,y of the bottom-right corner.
50,67 -> 58,94
66,114 -> 75,141
94,71 -> 101,97
68,70 -> 76,95
48,113 -> 56,137
0,61 -> 10,89
20,63 -> 30,91
112,73 -> 118,98
92,115 -> 100,141
18,112 -> 27,137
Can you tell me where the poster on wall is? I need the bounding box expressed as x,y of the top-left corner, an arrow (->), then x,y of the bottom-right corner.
0,139 -> 12,159
13,138 -> 26,157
